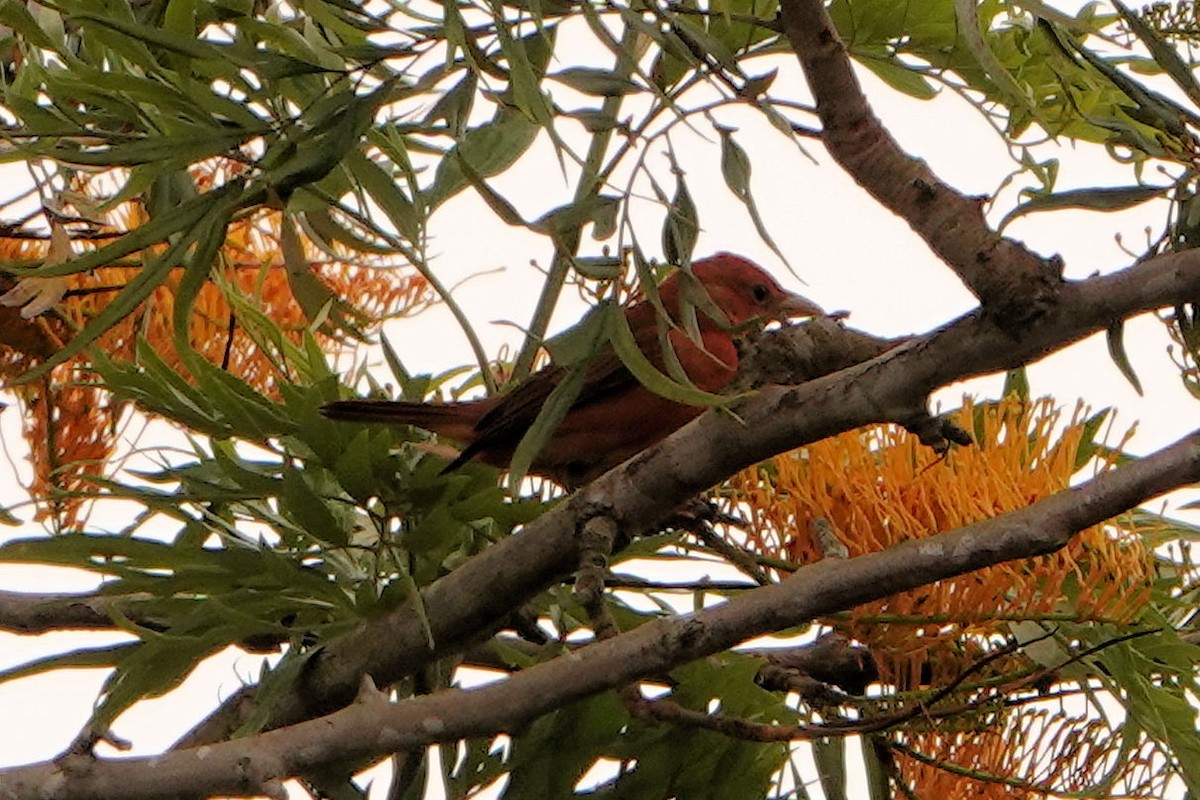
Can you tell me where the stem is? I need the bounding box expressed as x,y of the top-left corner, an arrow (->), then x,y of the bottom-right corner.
510,24 -> 639,381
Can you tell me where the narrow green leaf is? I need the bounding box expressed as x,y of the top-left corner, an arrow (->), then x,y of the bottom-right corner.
862,736 -> 892,800
11,181 -> 242,279
0,642 -> 137,684
280,211 -> 337,324
1106,321 -> 1144,396
0,504 -> 21,526
954,0 -> 1037,116
717,126 -> 794,272
424,71 -> 476,138
14,183 -> 250,384
550,67 -> 641,96
718,127 -> 752,201
673,14 -> 740,74
531,195 -> 621,236
999,185 -> 1166,231
258,86 -> 379,197
1041,19 -> 1198,138
67,7 -> 229,61
280,468 -> 348,547
301,206 -> 392,255
662,173 -> 699,265
541,302 -> 608,365
454,150 -> 528,227
606,303 -> 730,408
344,149 -> 423,245
90,631 -> 225,733
0,0 -> 58,49
506,361 -> 588,493
380,332 -> 415,397
812,737 -> 848,800
1073,407 -> 1111,470
171,189 -> 239,362
855,52 -> 937,99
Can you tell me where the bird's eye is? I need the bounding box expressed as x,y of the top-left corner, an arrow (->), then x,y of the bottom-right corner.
751,283 -> 770,303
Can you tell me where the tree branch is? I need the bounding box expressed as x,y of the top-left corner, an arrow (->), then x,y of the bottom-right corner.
3,429 -> 1197,799
0,590 -> 150,634
778,0 -> 1062,318
172,247 -> 1200,748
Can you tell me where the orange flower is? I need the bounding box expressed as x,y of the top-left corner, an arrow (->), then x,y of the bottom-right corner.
1,162 -> 432,528
724,397 -> 1158,796
728,398 -> 1149,644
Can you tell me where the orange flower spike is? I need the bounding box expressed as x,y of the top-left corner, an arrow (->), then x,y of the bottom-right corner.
724,396 -> 1153,668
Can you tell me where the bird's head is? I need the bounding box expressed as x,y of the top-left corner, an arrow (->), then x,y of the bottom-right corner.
665,252 -> 825,328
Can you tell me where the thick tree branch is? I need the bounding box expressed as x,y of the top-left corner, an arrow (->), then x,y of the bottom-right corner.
171,248 -> 1200,748
778,0 -> 1061,318
3,429 -> 1198,799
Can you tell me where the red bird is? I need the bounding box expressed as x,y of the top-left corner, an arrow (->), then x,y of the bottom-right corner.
322,253 -> 824,487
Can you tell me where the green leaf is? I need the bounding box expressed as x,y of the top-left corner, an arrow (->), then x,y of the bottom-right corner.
1078,621 -> 1200,794
280,467 -> 348,547
717,126 -> 793,272
855,52 -> 937,99
505,360 -> 589,493
505,692 -> 631,797
301,206 -> 392,255
0,504 -> 21,526
662,173 -> 699,265
954,0 -> 1037,118
280,211 -> 350,330
813,737 -> 848,800
1002,367 -> 1030,401
999,185 -> 1167,231
0,642 -> 137,684
1073,407 -> 1112,470
424,71 -> 478,137
424,107 -> 539,211
606,303 -> 731,408
259,82 -> 387,197
89,629 -> 226,733
542,302 -> 608,364
0,0 -> 58,49
14,182 -> 250,384
454,150 -> 528,227
862,736 -> 892,800
1111,0 -> 1200,111
1106,320 -> 1144,396
550,67 -> 641,96
531,195 -> 621,236
344,149 -> 423,245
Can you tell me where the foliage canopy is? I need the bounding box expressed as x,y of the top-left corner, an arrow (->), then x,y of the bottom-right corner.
1,0 -> 1200,798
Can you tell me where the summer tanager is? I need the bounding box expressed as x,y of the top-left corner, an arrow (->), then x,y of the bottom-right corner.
322,253 -> 824,486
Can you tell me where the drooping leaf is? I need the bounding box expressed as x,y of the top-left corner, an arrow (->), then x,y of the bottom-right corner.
1107,320 -> 1145,396
717,126 -> 794,272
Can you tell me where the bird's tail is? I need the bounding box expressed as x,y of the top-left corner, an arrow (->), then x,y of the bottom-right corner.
321,400 -> 482,442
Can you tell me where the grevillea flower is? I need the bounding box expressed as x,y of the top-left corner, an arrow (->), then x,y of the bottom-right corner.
724,396 -> 1158,796
0,163 -> 432,528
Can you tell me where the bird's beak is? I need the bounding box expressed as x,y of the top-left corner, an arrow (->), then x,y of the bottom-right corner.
774,292 -> 829,321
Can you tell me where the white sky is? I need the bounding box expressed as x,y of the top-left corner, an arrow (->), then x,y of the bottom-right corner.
0,18 -> 1197,799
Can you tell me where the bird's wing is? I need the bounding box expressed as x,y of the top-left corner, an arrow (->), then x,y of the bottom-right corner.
469,348 -> 637,445
456,306 -> 671,462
